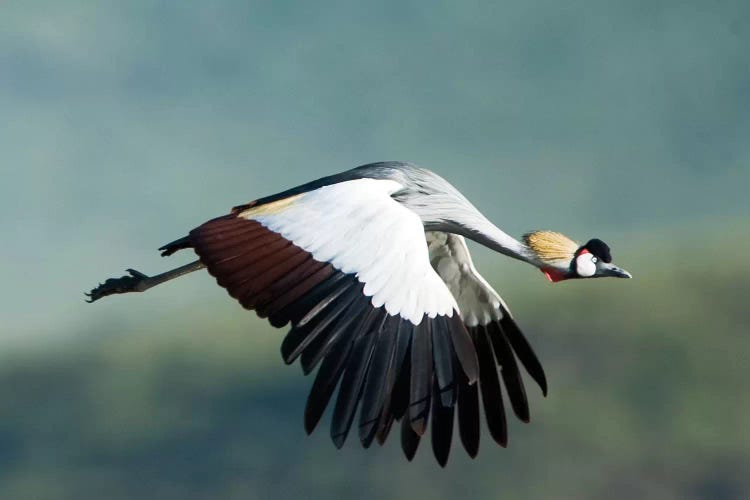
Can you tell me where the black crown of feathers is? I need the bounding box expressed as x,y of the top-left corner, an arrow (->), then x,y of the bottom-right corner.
582,238 -> 612,263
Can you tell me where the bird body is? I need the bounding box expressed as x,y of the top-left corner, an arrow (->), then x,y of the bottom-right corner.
87,161 -> 631,466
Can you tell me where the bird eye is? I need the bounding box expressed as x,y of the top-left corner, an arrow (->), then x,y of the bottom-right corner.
592,257 -> 598,264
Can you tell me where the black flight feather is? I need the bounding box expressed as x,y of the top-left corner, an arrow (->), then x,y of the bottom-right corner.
374,320 -> 412,445
390,338 -> 413,420
457,369 -> 480,458
432,315 -> 457,407
472,326 -> 508,447
304,329 -> 356,435
268,271 -> 348,327
409,320 -> 433,435
330,310 -> 384,448
431,380 -> 455,467
500,315 -> 548,396
400,416 -> 421,461
299,293 -> 370,374
358,315 -> 400,447
487,321 -> 530,422
281,286 -> 360,364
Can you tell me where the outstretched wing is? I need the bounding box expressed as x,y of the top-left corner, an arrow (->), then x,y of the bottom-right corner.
187,178 -> 479,464
426,231 -> 548,459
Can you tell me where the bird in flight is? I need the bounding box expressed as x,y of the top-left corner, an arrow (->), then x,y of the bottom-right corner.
87,161 -> 631,466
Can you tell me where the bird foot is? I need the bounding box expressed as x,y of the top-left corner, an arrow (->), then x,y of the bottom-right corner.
85,269 -> 151,303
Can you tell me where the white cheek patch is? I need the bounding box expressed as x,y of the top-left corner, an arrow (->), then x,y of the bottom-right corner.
575,253 -> 597,277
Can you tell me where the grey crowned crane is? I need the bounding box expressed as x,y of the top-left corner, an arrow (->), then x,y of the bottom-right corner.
87,161 -> 631,466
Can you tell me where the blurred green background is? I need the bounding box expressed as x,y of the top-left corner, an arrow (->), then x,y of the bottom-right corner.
1,1 -> 748,499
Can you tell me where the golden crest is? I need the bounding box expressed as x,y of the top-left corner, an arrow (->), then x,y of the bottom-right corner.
523,230 -> 579,264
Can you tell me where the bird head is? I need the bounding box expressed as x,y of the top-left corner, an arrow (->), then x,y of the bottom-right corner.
523,231 -> 632,282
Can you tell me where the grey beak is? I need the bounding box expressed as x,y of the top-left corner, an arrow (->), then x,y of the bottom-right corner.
600,262 -> 632,279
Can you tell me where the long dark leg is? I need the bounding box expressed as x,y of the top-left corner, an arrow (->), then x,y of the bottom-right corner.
85,260 -> 206,303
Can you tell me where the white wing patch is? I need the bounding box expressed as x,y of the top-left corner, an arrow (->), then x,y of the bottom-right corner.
426,231 -> 511,328
246,178 -> 457,324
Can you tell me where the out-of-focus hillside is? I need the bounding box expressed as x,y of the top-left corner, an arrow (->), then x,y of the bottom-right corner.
0,223 -> 747,500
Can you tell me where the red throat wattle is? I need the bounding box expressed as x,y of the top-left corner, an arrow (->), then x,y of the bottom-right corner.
541,268 -> 567,283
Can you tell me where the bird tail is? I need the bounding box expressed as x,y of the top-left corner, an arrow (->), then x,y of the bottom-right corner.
158,235 -> 193,256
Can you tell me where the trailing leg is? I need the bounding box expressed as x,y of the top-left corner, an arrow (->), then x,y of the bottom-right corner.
85,260 -> 205,303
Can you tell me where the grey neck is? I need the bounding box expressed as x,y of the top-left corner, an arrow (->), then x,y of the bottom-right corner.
426,216 -> 541,267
